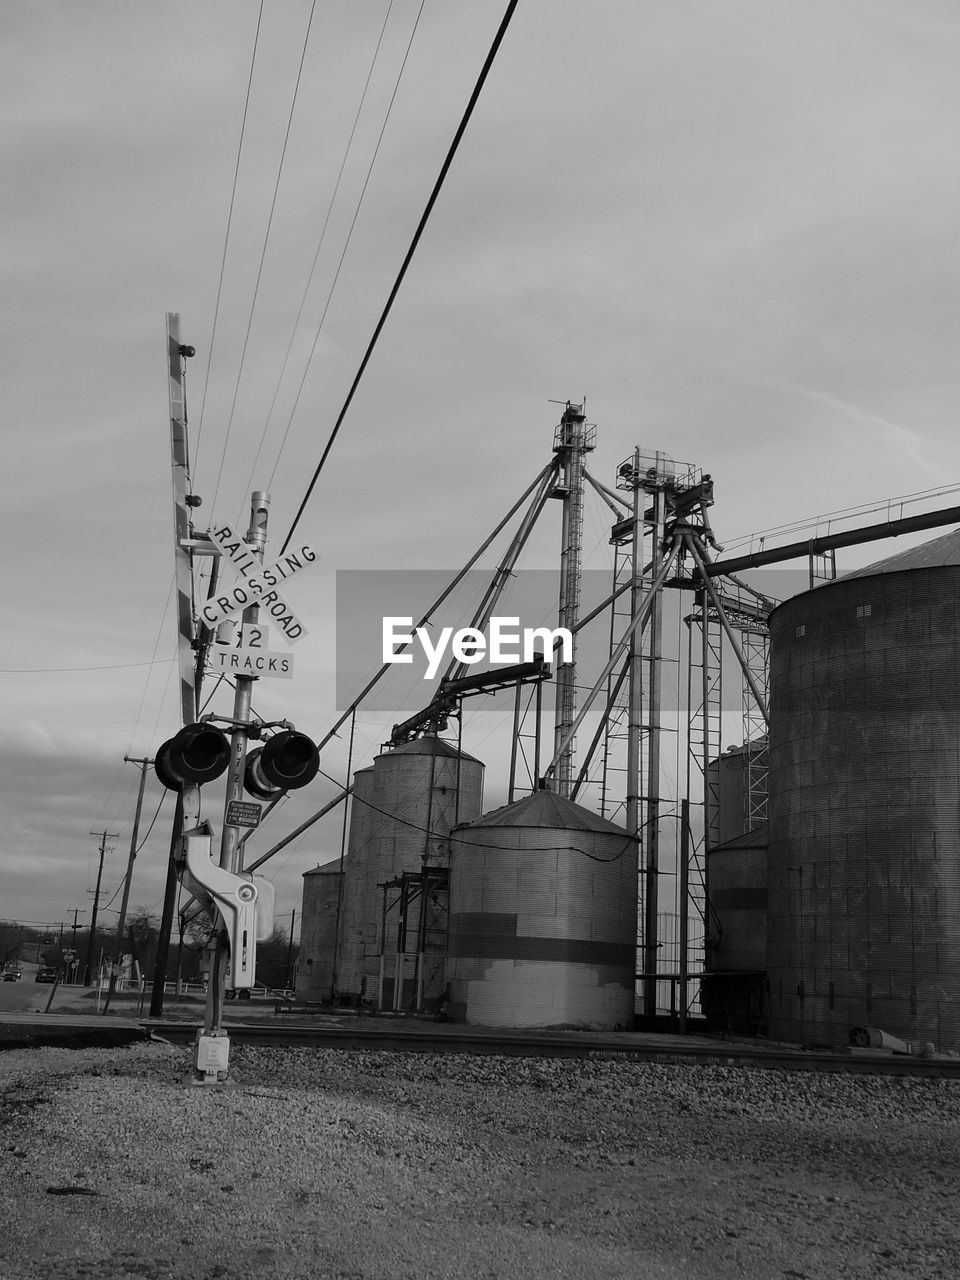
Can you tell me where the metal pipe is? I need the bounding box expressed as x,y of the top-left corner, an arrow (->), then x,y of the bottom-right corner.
686,536 -> 770,726
706,504 -> 960,576
570,655 -> 630,802
442,461 -> 558,683
508,680 -> 522,803
317,461 -> 556,753
582,466 -> 631,515
534,676 -> 542,788
572,564 -> 652,636
544,535 -> 683,784
679,799 -> 690,1035
245,789 -> 351,874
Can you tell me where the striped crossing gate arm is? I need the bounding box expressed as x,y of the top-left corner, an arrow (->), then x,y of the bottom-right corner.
166,312 -> 197,727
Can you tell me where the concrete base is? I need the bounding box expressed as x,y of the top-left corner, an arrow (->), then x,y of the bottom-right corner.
0,1013 -> 150,1051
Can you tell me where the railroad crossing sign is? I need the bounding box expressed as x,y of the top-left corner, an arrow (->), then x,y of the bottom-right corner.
198,523 -> 317,642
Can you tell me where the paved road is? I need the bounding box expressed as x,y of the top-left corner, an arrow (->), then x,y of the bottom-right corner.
0,963 -> 84,1014
0,961 -> 42,1012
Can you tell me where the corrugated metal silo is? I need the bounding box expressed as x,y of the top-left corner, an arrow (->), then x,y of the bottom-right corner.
447,789 -> 638,1028
705,827 -> 768,972
701,827 -> 768,1035
767,529 -> 960,1049
707,741 -> 767,845
336,737 -> 484,1005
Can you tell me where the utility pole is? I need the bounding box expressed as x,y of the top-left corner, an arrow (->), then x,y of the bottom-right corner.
84,830 -> 117,986
150,794 -> 183,1018
204,490 -> 269,1036
66,908 -> 82,983
104,757 -> 151,1014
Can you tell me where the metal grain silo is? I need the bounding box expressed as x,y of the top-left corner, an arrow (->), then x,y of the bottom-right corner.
335,736 -> 484,1005
707,741 -> 768,845
767,530 -> 960,1050
701,827 -> 768,1035
447,789 -> 638,1029
705,827 -> 768,972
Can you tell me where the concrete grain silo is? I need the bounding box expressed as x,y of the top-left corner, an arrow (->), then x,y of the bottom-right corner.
295,862 -> 342,1002
767,530 -> 960,1050
335,736 -> 484,1006
332,764 -> 376,999
447,789 -> 638,1028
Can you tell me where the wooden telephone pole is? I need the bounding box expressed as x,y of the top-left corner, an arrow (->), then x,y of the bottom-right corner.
84,830 -> 118,986
103,757 -> 152,1014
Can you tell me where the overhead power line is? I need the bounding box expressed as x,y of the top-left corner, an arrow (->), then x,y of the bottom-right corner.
195,1 -> 265,470
0,660 -> 174,673
211,1 -> 319,515
240,0 -> 400,501
279,0 -> 521,555
260,0 -> 425,495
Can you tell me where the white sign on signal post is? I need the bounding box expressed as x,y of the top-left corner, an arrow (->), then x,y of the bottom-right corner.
209,625 -> 294,680
199,523 -> 317,643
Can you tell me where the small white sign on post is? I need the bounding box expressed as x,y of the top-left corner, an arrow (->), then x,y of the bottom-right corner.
209,623 -> 294,679
209,648 -> 294,679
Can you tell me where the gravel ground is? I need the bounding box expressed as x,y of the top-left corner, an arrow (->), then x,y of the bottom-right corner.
1,1037 -> 959,1279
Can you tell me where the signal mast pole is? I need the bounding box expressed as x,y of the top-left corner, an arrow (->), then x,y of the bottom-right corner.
166,313 -> 199,729
204,492 -> 269,1033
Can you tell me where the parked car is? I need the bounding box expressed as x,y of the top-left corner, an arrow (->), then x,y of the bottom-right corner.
34,966 -> 59,983
2,967 -> 21,982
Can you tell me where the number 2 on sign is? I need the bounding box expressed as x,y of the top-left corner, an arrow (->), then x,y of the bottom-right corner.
240,626 -> 265,649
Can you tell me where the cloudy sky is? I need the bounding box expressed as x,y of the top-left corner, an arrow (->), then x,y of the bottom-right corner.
4,0 -> 960,938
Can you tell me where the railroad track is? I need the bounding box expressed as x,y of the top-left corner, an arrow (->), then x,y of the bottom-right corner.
142,1017 -> 960,1078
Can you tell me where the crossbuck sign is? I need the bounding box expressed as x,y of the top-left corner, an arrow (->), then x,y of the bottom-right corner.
198,523 -> 317,642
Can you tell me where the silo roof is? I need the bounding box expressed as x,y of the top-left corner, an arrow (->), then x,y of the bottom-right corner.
461,788 -> 634,837
841,527 -> 960,579
709,824 -> 768,852
377,735 -> 482,765
303,859 -> 342,877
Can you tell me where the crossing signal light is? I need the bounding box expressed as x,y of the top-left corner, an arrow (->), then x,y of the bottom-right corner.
244,730 -> 319,799
155,723 -> 232,790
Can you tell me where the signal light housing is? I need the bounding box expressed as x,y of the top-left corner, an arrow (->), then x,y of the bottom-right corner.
244,730 -> 319,798
155,723 -> 233,790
